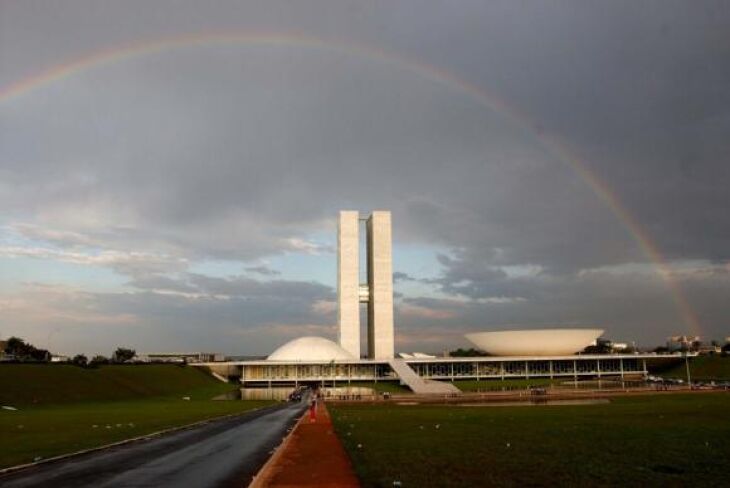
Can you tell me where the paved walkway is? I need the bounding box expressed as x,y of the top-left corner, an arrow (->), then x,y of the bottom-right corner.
258,401 -> 359,487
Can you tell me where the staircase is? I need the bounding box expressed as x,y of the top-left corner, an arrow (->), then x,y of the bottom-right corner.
387,359 -> 461,395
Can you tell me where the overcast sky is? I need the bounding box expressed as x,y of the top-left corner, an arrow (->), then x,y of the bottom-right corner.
1,1 -> 729,356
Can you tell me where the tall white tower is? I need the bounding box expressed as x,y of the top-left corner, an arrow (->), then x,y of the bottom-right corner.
337,211 -> 360,358
366,211 -> 394,359
337,210 -> 395,359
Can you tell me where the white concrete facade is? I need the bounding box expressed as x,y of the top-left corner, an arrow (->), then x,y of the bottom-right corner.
337,210 -> 395,360
465,329 -> 605,356
337,211 -> 361,358
197,353 -> 674,389
367,211 -> 394,359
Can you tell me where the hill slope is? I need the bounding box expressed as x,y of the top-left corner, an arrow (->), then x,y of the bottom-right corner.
0,364 -> 231,406
662,355 -> 730,381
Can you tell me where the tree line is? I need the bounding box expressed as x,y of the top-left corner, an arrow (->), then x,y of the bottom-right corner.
2,337 -> 50,361
2,336 -> 136,366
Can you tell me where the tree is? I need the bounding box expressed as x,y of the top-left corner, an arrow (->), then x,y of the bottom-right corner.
89,355 -> 109,366
5,337 -> 26,354
449,348 -> 488,357
4,336 -> 49,362
113,347 -> 136,363
583,338 -> 613,354
72,354 -> 88,367
28,348 -> 50,361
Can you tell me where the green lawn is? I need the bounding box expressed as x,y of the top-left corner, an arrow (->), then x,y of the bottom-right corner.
661,355 -> 730,381
330,393 -> 730,487
0,398 -> 271,469
0,364 -> 273,468
449,378 -> 558,392
0,364 -> 235,406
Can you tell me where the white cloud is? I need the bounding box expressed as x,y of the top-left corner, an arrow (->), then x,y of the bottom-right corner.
0,245 -> 188,277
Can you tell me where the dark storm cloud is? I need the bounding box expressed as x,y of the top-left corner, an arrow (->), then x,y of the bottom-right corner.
0,276 -> 337,355
4,2 -> 728,269
90,287 -> 336,355
396,264 -> 730,348
393,271 -> 416,283
94,286 -> 332,326
427,254 -> 511,298
2,1 -> 729,349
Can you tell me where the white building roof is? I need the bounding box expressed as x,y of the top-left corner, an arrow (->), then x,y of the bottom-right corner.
267,336 -> 355,361
465,328 -> 604,356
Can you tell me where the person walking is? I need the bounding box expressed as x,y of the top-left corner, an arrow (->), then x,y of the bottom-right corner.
309,397 -> 317,422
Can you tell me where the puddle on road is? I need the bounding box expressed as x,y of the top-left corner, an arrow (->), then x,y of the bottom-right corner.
214,387 -> 296,401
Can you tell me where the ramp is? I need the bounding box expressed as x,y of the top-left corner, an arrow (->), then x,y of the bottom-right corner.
210,371 -> 229,383
387,359 -> 461,395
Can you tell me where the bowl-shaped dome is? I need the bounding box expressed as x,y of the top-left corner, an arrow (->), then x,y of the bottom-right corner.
267,336 -> 355,361
465,328 -> 604,356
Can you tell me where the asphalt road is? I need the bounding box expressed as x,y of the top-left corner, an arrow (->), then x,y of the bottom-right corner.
0,401 -> 306,488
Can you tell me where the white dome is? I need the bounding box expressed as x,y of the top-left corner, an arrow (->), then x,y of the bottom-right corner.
465,328 -> 604,356
267,336 -> 355,361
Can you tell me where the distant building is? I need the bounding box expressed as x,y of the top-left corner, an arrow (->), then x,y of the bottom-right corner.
50,355 -> 70,363
697,344 -> 721,355
666,335 -> 701,352
139,352 -> 225,363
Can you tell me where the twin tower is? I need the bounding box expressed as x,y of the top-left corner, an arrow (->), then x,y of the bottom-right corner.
337,211 -> 394,359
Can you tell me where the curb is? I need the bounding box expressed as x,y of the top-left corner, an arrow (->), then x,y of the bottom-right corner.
0,404 -> 278,477
248,408 -> 308,488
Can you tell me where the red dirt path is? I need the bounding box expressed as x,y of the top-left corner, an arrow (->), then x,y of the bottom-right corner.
261,401 -> 360,487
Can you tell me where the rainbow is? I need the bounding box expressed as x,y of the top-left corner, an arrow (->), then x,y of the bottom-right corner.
0,30 -> 701,335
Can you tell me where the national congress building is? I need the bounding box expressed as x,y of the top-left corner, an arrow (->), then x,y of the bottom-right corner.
202,211 -> 678,394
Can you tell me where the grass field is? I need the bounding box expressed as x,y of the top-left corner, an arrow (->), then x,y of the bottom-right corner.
0,364 -> 272,469
0,397 -> 271,469
330,393 -> 730,487
448,378 -> 558,392
662,355 -> 730,381
0,364 -> 235,405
